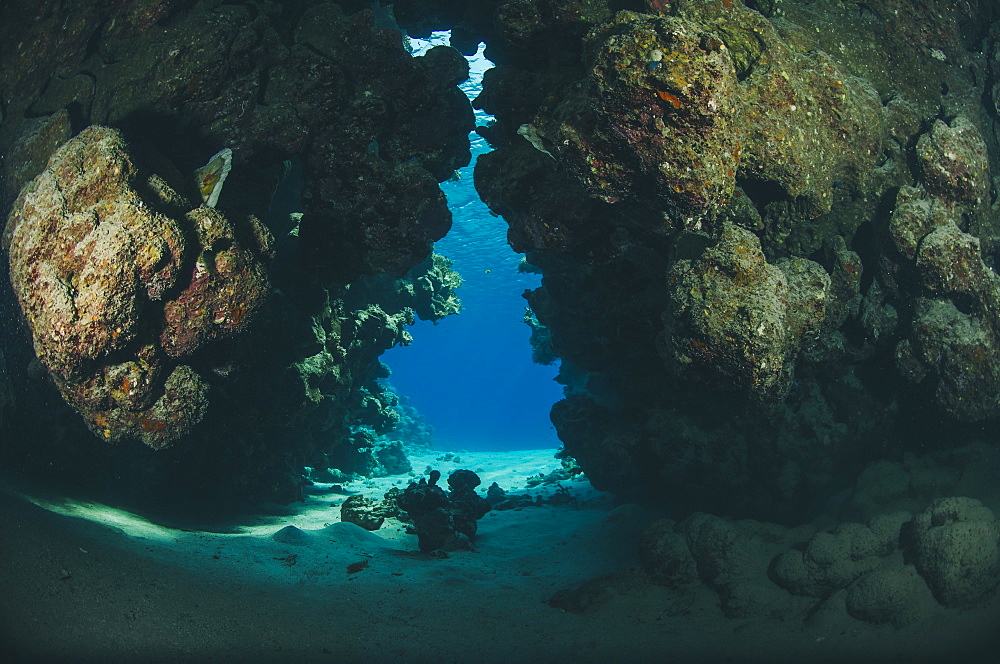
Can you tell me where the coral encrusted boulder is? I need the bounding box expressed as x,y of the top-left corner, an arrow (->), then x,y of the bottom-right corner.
3,125 -> 272,448
911,497 -> 1000,608
397,469 -> 491,553
664,223 -> 830,401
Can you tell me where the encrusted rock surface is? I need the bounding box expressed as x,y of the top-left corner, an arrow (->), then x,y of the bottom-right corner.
639,518 -> 698,589
635,471 -> 999,629
397,468 -> 492,553
467,0 -> 1000,518
845,565 -> 935,628
4,125 -> 269,448
665,222 -> 829,401
912,497 -> 1000,608
532,6 -> 882,224
916,116 -> 991,205
771,522 -> 885,598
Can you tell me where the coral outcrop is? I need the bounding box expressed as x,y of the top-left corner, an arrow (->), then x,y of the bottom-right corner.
888,115 -> 1000,421
665,222 -> 829,401
397,469 -> 492,553
530,7 -> 881,224
911,497 -> 1000,608
4,126 -> 270,448
636,462 -> 999,629
639,513 -> 801,619
844,565 -> 935,628
341,494 -> 395,531
771,520 -> 898,598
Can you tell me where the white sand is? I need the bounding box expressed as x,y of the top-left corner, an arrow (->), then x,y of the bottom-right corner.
1,449 -> 998,662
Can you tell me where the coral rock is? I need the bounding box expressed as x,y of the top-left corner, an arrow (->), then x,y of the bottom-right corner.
639,518 -> 699,588
771,522 -> 884,598
916,116 -> 990,205
845,565 -> 935,628
4,126 -> 269,447
912,497 -> 1000,608
664,223 -> 829,401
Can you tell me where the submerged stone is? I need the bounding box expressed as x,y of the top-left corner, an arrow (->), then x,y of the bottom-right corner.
4,126 -> 270,448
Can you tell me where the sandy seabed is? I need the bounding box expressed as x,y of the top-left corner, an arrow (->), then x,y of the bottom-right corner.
1,449 -> 999,663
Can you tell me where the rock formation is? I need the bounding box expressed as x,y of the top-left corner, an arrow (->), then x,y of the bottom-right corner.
0,0 -> 471,506
1,0 -> 999,521
461,0 -> 1000,519
5,126 -> 271,448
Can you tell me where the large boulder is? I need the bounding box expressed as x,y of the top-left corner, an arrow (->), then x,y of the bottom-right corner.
845,565 -> 936,628
911,497 -> 1000,608
3,125 -> 271,448
771,522 -> 885,598
639,518 -> 699,588
664,223 -> 829,402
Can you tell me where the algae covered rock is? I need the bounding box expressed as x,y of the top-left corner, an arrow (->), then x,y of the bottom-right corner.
531,4 -> 882,223
468,0 -> 964,519
3,126 -> 270,448
674,513 -> 799,619
888,185 -> 957,261
890,179 -> 1000,422
159,205 -> 272,358
901,298 -> 1000,421
664,223 -> 829,401
916,115 -> 991,205
550,11 -> 742,216
845,565 -> 935,628
771,522 -> 884,598
911,497 -> 1000,608
639,518 -> 699,589
679,513 -> 763,589
341,495 -> 389,531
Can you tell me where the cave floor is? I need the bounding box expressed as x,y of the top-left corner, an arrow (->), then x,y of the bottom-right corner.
1,449 -> 997,663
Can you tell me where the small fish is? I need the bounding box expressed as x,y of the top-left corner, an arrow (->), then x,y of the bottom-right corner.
657,89 -> 682,109
518,124 -> 556,160
194,147 -> 233,208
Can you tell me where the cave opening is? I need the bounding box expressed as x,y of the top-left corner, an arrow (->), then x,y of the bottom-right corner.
381,32 -> 563,453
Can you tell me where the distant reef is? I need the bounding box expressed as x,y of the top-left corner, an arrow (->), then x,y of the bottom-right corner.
2,0 -> 1000,520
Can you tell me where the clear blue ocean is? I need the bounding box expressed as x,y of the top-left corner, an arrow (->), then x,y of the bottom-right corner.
381,35 -> 563,452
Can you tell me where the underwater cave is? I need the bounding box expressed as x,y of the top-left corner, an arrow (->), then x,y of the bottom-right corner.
1,1 -> 1000,661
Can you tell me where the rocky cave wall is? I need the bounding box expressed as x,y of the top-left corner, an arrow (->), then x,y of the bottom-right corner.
0,0 -> 470,508
387,0 -> 1000,520
3,0 -> 1000,520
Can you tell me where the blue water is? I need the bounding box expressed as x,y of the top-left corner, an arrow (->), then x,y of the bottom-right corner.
381,35 -> 563,452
